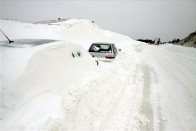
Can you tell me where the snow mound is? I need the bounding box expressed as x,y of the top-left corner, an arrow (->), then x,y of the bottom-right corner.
51,19 -> 94,28
0,19 -> 134,50
3,42 -> 98,130
10,41 -> 98,105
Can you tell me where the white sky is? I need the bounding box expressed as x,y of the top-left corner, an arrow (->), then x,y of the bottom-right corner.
1,0 -> 196,41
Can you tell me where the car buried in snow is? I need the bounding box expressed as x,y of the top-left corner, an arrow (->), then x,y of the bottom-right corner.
88,42 -> 119,62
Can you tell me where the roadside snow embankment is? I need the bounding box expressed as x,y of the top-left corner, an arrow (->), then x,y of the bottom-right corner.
0,19 -> 132,50
3,42 -> 99,130
3,41 -> 139,130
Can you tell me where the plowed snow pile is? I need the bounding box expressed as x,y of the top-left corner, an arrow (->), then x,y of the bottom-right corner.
1,19 -> 196,131
2,42 -> 99,130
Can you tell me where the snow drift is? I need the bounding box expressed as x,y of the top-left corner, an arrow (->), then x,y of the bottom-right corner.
3,42 -> 99,130
0,19 -> 132,50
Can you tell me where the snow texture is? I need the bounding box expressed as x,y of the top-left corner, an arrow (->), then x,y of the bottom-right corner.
0,19 -> 196,131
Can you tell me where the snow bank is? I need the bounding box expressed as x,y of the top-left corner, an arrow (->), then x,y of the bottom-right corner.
3,41 -> 98,130
0,19 -> 133,50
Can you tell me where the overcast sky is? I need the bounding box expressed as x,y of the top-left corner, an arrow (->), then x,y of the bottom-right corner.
1,0 -> 196,41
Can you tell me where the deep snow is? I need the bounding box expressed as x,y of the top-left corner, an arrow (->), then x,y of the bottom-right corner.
0,19 -> 196,131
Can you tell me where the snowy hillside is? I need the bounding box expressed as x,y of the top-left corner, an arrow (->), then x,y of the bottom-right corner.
0,19 -> 131,49
177,31 -> 196,48
0,19 -> 196,131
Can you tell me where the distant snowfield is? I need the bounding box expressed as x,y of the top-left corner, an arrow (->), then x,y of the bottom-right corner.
0,19 -> 196,131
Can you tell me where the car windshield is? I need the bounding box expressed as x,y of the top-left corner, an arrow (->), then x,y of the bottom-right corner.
89,44 -> 112,53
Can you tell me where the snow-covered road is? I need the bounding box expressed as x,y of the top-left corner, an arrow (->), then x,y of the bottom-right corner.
38,42 -> 195,131
1,19 -> 196,130
136,43 -> 196,131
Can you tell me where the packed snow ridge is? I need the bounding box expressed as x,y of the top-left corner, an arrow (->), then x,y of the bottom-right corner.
0,19 -> 196,131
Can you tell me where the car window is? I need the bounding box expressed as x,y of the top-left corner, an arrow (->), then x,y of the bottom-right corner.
89,44 -> 112,53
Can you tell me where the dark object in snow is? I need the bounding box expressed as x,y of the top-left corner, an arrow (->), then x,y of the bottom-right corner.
137,39 -> 154,44
154,37 -> 161,45
96,60 -> 99,66
72,52 -> 82,58
72,53 -> 75,58
0,29 -> 14,44
77,52 -> 81,57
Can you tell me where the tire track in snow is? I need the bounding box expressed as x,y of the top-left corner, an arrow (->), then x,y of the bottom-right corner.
98,47 -> 158,131
99,49 -> 150,131
140,64 -> 154,131
135,44 -> 163,131
99,52 -> 139,131
126,62 -> 145,130
153,48 -> 196,130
